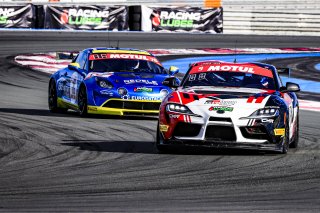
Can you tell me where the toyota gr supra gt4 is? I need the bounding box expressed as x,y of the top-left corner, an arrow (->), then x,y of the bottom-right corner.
157,61 -> 300,154
48,48 -> 180,116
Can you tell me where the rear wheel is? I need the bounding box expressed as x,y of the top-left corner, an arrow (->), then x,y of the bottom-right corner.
155,122 -> 170,154
48,79 -> 67,113
78,85 -> 88,117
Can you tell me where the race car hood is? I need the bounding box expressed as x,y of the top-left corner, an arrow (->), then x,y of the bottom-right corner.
168,86 -> 275,118
87,71 -> 170,87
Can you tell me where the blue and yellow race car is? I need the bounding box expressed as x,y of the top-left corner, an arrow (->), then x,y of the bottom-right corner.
48,48 -> 179,116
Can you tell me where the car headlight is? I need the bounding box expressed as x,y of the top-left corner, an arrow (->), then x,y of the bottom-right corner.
160,89 -> 169,98
250,107 -> 279,118
166,103 -> 193,114
96,78 -> 113,89
117,87 -> 128,96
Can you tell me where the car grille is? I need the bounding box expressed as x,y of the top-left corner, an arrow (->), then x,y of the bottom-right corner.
173,123 -> 202,137
103,100 -> 161,111
205,126 -> 236,141
209,117 -> 232,122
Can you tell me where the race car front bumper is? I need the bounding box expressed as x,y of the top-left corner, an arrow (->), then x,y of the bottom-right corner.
87,99 -> 161,116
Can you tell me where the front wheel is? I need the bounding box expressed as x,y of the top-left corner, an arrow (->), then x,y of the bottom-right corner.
289,113 -> 299,148
155,122 -> 170,154
281,121 -> 290,154
78,85 -> 88,117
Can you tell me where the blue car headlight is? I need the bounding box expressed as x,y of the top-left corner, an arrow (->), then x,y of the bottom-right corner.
117,87 -> 128,96
96,77 -> 113,89
166,103 -> 193,114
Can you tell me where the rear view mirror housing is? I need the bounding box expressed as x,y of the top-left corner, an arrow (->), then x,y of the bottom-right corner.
280,82 -> 300,93
162,77 -> 179,88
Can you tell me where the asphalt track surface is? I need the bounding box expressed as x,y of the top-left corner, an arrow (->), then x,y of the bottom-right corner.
0,31 -> 320,212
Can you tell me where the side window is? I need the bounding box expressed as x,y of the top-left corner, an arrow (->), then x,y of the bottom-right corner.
75,52 -> 86,69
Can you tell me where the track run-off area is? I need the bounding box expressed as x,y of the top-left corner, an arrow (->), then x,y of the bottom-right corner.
0,31 -> 320,212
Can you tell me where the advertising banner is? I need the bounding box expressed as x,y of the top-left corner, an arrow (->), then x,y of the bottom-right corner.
0,4 -> 36,28
43,5 -> 129,31
141,6 -> 222,33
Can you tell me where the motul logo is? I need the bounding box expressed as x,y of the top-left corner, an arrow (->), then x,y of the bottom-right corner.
207,65 -> 255,73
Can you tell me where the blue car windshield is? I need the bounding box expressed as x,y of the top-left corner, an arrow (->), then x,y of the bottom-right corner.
89,59 -> 167,74
183,71 -> 276,90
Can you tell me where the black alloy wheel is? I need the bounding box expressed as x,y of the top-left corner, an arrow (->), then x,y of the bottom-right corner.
78,85 -> 88,117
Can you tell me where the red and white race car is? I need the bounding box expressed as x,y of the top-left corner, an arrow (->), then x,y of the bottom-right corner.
156,61 -> 300,154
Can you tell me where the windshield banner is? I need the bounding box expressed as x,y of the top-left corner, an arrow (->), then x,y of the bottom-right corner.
89,53 -> 161,65
43,5 -> 128,30
0,4 -> 36,28
141,6 -> 222,33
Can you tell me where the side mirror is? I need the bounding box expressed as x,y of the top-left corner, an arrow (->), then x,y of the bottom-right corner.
169,66 -> 179,75
68,63 -> 86,77
280,82 -> 300,93
68,63 -> 80,71
162,77 -> 179,88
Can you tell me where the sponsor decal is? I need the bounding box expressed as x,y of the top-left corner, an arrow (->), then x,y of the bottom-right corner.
190,64 -> 273,78
169,114 -> 180,119
209,106 -> 233,112
134,87 -> 153,92
121,95 -> 161,101
89,53 -> 161,65
145,7 -> 222,33
159,124 -> 169,132
124,79 -> 158,85
0,8 -> 14,24
274,128 -> 285,136
261,118 -> 274,123
157,11 -> 200,28
60,8 -> 109,25
100,90 -> 114,96
205,98 -> 237,106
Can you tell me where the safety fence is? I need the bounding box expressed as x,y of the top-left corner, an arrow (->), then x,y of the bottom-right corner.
0,1 -> 223,33
1,0 -> 320,35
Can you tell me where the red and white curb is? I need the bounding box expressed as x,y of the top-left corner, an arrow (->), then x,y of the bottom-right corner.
14,49 -> 320,112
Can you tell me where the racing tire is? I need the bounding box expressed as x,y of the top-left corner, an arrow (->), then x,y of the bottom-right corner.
78,85 -> 88,117
48,79 -> 67,113
281,120 -> 290,154
289,113 -> 299,148
155,122 -> 170,154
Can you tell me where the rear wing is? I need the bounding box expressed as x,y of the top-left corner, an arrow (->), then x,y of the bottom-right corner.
276,67 -> 291,78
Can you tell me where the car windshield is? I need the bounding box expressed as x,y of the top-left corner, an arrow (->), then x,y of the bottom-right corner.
183,71 -> 276,90
89,59 -> 167,74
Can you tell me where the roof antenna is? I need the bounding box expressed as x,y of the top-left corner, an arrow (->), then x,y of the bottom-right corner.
233,40 -> 238,63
